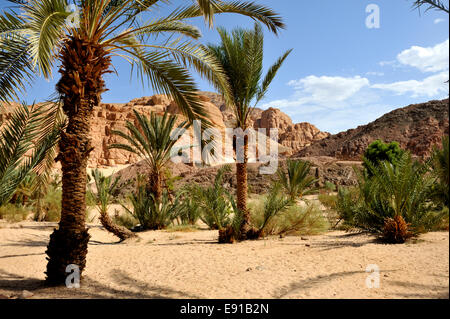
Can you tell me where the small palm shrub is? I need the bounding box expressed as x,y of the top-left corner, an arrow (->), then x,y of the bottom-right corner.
122,187 -> 179,231
88,169 -> 136,240
277,159 -> 318,200
178,194 -> 202,226
189,165 -> 234,230
339,153 -> 447,241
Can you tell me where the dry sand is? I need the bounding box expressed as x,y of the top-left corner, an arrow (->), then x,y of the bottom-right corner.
0,221 -> 448,299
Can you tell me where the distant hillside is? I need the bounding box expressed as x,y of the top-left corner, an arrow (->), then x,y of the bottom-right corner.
297,99 -> 449,160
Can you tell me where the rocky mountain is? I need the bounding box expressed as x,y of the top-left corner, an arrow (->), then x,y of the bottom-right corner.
297,99 -> 449,160
85,92 -> 329,167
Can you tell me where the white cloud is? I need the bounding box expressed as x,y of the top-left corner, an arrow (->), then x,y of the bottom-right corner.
397,39 -> 449,73
434,18 -> 445,24
371,71 -> 449,97
366,71 -> 384,76
287,75 -> 370,104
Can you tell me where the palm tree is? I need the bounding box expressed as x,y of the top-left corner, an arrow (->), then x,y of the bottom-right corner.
0,102 -> 60,207
277,159 -> 318,201
206,23 -> 292,239
412,0 -> 449,13
1,0 -> 284,284
110,110 -> 189,201
87,169 -> 136,240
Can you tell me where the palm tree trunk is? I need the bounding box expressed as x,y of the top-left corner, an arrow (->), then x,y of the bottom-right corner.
45,37 -> 111,285
148,169 -> 162,202
237,135 -> 250,239
99,211 -> 137,241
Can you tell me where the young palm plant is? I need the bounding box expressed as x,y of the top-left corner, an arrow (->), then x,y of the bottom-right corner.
87,169 -> 136,241
109,110 -> 189,202
0,0 -> 285,283
277,159 -> 318,201
0,102 -> 60,207
206,23 -> 292,240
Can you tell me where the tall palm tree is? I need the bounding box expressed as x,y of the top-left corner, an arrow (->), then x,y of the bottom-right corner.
206,23 -> 292,239
109,110 -> 189,201
0,0 -> 284,284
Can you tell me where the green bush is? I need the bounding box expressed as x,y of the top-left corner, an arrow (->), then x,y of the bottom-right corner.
339,153 -> 446,236
177,192 -> 202,226
363,140 -> 405,175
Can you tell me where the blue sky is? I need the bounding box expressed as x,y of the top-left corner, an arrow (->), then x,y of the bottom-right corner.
1,0 -> 449,133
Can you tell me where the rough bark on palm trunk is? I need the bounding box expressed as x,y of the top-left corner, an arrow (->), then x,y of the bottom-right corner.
148,169 -> 162,202
45,37 -> 111,285
99,212 -> 137,241
237,135 -> 251,239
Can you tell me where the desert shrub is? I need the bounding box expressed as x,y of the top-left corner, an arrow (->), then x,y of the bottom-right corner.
335,186 -> 362,229
113,210 -> 139,229
122,187 -> 179,230
318,193 -> 337,210
250,191 -> 328,237
251,184 -> 292,235
40,186 -> 62,222
324,181 -> 336,193
340,153 -> 446,239
363,140 -> 405,175
0,204 -> 31,222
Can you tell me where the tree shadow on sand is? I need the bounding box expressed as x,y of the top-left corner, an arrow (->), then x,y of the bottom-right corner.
0,268 -> 200,299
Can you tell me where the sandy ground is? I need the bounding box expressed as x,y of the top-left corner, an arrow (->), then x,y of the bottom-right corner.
0,221 -> 448,299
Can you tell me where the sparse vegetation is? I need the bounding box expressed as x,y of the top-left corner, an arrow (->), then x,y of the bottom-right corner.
337,152 -> 448,242
277,159 -> 318,200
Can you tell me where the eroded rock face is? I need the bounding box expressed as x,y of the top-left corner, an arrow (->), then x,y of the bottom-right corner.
252,107 -> 330,153
85,93 -> 330,167
297,99 -> 450,160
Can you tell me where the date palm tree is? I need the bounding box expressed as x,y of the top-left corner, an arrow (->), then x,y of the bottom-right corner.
109,110 -> 189,202
0,0 -> 284,283
206,23 -> 292,240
